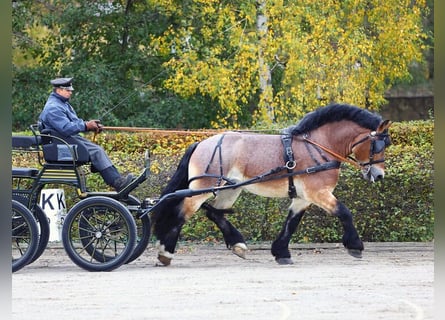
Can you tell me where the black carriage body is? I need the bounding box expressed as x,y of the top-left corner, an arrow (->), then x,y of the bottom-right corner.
11,125 -> 151,271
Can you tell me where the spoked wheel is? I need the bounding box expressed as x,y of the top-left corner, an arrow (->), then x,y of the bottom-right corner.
80,195 -> 151,265
122,195 -> 151,264
126,212 -> 151,264
12,195 -> 50,265
27,205 -> 49,264
12,200 -> 39,273
61,196 -> 137,272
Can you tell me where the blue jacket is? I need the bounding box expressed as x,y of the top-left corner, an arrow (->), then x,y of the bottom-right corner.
38,92 -> 113,172
38,92 -> 87,137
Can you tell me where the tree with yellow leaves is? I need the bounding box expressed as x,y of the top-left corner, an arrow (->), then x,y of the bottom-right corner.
151,0 -> 429,127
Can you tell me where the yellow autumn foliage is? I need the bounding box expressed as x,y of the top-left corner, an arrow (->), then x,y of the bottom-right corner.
149,0 -> 428,128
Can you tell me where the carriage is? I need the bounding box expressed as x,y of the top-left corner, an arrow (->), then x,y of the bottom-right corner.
12,103 -> 391,272
12,124 -> 152,272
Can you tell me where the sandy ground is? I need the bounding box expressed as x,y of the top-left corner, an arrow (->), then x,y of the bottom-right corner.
12,241 -> 434,320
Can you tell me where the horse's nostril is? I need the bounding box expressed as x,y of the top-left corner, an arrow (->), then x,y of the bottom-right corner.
375,174 -> 383,181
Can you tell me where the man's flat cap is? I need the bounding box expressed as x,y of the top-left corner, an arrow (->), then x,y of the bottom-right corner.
50,77 -> 74,91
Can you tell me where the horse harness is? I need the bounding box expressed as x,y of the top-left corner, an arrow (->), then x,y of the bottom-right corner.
281,132 -> 351,199
188,133 -> 342,199
274,130 -> 389,198
188,130 -> 388,199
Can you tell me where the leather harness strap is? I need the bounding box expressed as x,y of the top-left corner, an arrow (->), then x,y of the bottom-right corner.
281,134 -> 297,198
204,134 -> 226,187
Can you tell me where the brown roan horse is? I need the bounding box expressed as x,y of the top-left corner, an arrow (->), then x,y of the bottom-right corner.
151,103 -> 392,266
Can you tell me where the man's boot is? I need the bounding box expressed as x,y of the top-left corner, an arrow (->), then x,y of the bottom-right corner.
100,166 -> 133,191
113,174 -> 134,191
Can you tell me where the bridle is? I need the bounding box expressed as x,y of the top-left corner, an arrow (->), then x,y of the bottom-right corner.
350,131 -> 390,166
303,130 -> 390,170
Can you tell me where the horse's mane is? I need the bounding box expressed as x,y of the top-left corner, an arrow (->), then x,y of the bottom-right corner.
285,103 -> 383,135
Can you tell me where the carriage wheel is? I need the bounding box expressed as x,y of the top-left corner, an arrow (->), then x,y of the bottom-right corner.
12,195 -> 50,265
125,212 -> 150,264
27,205 -> 49,264
79,195 -> 151,265
12,200 -> 39,273
121,195 -> 151,264
61,196 -> 136,272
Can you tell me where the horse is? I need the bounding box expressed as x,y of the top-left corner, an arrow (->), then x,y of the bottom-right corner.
151,103 -> 392,266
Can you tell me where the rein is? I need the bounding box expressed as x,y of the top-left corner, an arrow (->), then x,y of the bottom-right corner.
140,160 -> 341,217
168,129 -> 389,202
302,135 -> 362,169
166,160 -> 342,204
188,159 -> 341,198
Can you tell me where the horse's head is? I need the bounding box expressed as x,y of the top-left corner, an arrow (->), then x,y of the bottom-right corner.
351,120 -> 392,182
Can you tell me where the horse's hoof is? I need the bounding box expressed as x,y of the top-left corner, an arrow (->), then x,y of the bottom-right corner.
231,243 -> 248,259
347,249 -> 363,258
275,257 -> 294,265
157,254 -> 172,266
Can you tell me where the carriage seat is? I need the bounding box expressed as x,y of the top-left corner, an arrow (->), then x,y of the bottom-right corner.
12,136 -> 41,179
39,129 -> 90,165
12,135 -> 42,150
12,167 -> 40,178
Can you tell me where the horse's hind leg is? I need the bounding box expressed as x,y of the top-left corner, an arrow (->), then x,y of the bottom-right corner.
271,199 -> 309,265
155,207 -> 186,266
154,194 -> 209,266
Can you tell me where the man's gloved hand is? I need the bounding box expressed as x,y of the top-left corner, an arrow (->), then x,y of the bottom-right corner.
91,119 -> 104,133
85,120 -> 100,133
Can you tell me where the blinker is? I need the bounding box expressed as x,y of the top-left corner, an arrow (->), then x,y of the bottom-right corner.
372,139 -> 386,154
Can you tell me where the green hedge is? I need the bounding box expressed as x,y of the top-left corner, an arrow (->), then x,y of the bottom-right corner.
12,120 -> 434,243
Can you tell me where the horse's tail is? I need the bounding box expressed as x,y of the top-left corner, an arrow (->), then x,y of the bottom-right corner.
160,141 -> 200,197
152,142 -> 200,238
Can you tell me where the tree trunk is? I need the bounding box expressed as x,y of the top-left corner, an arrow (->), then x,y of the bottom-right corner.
256,0 -> 274,122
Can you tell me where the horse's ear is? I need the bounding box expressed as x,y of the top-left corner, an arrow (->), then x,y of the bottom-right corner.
377,119 -> 392,132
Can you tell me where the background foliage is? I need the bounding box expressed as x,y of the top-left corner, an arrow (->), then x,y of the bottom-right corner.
11,0 -> 434,244
12,119 -> 434,243
12,0 -> 433,130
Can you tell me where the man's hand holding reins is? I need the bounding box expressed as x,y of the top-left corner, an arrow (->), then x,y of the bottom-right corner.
85,119 -> 104,133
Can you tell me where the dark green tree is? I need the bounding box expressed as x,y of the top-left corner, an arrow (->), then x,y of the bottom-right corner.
12,0 -> 214,130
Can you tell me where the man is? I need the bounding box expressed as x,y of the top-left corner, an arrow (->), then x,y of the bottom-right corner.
38,77 -> 133,191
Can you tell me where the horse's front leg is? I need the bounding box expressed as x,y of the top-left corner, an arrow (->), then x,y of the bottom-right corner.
334,201 -> 364,258
313,189 -> 364,258
310,187 -> 363,258
271,198 -> 309,265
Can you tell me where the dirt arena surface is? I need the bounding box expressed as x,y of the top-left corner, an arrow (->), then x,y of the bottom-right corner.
12,242 -> 434,320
